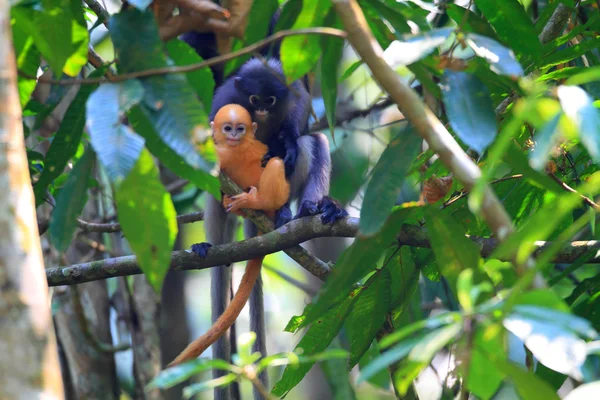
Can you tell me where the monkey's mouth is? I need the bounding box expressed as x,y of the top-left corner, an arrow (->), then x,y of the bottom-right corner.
226,138 -> 241,146
255,109 -> 269,120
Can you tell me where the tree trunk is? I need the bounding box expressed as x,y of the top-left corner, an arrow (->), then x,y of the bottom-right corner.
0,6 -> 65,399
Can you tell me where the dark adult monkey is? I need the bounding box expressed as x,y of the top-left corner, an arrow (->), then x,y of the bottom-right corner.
180,12 -> 347,400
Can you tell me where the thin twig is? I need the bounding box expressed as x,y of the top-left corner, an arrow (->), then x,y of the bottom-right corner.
549,173 -> 600,210
21,28 -> 347,86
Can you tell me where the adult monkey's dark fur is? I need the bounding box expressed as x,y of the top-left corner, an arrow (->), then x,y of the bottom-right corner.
180,9 -> 347,400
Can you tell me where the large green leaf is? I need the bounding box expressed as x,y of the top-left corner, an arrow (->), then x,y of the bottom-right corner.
346,269 -> 392,368
115,149 -> 178,293
49,147 -> 94,252
557,85 -> 600,163
86,81 -> 146,183
321,9 -> 344,140
466,33 -> 524,78
468,325 -> 506,400
357,343 -> 391,390
11,0 -> 88,77
363,0 -> 411,35
302,206 -> 419,328
11,21 -> 40,108
425,208 -> 483,293
446,4 -> 498,40
110,8 -> 210,171
224,0 -> 279,75
490,358 -> 560,400
442,70 -> 498,154
389,246 -> 419,311
148,359 -> 233,390
359,129 -> 422,236
473,0 -> 542,61
280,0 -> 332,83
34,67 -> 107,206
128,107 -> 221,199
165,40 -> 215,115
386,28 -> 453,66
320,339 -> 357,400
271,295 -> 356,397
274,0 -> 303,32
540,37 -> 600,69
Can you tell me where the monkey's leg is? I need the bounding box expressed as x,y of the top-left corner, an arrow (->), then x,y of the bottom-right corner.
205,194 -> 238,400
244,220 -> 269,400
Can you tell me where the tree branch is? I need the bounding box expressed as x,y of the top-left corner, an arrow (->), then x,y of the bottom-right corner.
22,28 -> 347,86
46,216 -> 600,287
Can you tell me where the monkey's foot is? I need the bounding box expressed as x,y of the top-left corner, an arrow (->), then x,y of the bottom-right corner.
191,242 -> 212,258
319,197 -> 349,224
227,187 -> 260,213
295,200 -> 320,219
261,152 -> 274,168
275,204 -> 292,228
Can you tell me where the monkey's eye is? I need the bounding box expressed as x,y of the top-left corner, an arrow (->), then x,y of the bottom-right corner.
222,123 -> 233,133
265,96 -> 277,106
236,125 -> 246,135
249,95 -> 260,105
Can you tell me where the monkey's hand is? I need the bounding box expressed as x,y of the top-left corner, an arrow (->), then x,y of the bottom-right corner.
191,242 -> 213,258
227,186 -> 260,213
222,195 -> 245,217
319,197 -> 349,224
295,200 -> 320,219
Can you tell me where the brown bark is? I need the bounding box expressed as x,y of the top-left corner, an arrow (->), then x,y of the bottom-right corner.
0,5 -> 64,399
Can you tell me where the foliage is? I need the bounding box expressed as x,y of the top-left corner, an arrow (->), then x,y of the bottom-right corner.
13,0 -> 600,398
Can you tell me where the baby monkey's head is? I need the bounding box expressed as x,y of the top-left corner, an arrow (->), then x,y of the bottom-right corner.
211,104 -> 258,147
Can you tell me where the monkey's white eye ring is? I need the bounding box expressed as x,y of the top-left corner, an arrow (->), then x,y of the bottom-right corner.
236,125 -> 246,134
266,96 -> 277,106
249,95 -> 260,105
222,124 -> 233,133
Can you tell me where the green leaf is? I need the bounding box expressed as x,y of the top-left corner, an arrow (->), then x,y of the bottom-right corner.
504,310 -> 588,379
379,312 -> 460,349
357,343 -> 391,390
271,295 -> 356,397
359,339 -> 419,384
236,332 -> 259,365
490,358 -> 560,400
529,112 -> 561,171
468,325 -> 506,400
224,0 -> 279,75
11,20 -> 40,108
115,149 -> 178,294
386,28 -> 453,66
425,208 -> 483,292
86,81 -> 146,183
442,70 -> 498,154
446,4 -> 498,40
363,0 -> 411,35
321,340 -> 356,400
321,9 -> 344,140
128,107 -> 221,199
389,246 -> 419,310
274,0 -> 303,32
504,141 -> 561,193
302,206 -> 418,327
359,129 -> 422,236
48,147 -> 94,252
346,269 -> 392,368
565,66 -> 600,86
110,7 -> 210,171
466,33 -> 524,78
408,322 -> 462,363
147,359 -> 233,389
512,305 -> 597,339
280,0 -> 332,83
11,0 -> 89,77
182,374 -> 237,399
33,67 -> 107,206
557,85 -> 600,163
473,0 -> 542,61
165,40 -> 215,115
340,60 -> 363,81
541,37 -> 600,69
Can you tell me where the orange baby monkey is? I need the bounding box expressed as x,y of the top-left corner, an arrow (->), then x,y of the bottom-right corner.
168,104 -> 290,367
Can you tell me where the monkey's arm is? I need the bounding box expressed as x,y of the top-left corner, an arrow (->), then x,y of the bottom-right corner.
227,157 -> 290,214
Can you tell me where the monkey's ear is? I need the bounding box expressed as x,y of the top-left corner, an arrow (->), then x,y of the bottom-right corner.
251,122 -> 258,135
210,121 -> 215,132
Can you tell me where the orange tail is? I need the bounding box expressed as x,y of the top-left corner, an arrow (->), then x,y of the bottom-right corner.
167,257 -> 263,367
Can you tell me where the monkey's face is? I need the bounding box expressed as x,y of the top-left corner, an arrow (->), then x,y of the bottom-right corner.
234,75 -> 288,124
212,104 -> 257,147
248,94 -> 278,122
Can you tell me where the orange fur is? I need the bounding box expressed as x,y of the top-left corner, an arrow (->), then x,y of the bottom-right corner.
168,104 -> 289,367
